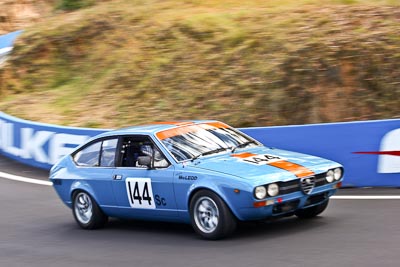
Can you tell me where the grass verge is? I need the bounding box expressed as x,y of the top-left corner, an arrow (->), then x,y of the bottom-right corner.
0,0 -> 399,127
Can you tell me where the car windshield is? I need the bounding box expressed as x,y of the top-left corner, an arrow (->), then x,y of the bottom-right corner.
156,122 -> 259,161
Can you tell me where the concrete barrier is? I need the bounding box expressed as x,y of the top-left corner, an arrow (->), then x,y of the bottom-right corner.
1,111 -> 399,187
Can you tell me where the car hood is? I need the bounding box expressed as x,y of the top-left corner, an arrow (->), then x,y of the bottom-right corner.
188,147 -> 341,185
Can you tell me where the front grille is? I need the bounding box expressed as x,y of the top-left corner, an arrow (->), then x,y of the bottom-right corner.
300,176 -> 315,194
278,179 -> 300,195
314,172 -> 328,186
267,171 -> 328,197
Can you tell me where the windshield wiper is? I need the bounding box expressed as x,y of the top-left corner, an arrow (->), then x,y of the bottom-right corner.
231,141 -> 258,153
192,148 -> 229,161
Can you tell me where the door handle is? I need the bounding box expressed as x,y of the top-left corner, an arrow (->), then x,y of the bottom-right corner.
113,174 -> 123,180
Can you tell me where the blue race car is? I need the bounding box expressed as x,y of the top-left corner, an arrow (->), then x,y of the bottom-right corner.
50,121 -> 343,239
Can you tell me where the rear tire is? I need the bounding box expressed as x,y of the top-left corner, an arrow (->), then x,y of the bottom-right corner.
72,191 -> 108,229
295,199 -> 329,219
190,190 -> 237,240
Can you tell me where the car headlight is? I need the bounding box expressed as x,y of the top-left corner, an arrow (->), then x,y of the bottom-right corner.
326,170 -> 334,183
267,183 -> 279,197
254,186 -> 267,199
334,168 -> 342,180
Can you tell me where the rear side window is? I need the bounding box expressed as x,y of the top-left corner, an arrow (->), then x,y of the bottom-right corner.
73,138 -> 118,167
100,139 -> 118,167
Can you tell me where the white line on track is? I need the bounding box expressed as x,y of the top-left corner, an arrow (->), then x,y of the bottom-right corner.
331,195 -> 400,200
0,171 -> 52,186
0,171 -> 399,199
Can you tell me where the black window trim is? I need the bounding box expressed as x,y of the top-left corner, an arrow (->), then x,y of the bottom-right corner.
115,134 -> 171,169
71,134 -> 172,169
72,136 -> 120,168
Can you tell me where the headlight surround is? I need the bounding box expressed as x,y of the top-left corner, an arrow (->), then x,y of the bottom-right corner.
267,183 -> 279,197
326,170 -> 335,183
254,186 -> 267,199
334,168 -> 343,181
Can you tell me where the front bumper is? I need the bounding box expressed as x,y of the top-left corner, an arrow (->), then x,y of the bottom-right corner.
236,182 -> 340,221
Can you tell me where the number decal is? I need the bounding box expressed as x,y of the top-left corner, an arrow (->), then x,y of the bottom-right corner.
125,178 -> 155,209
241,154 -> 286,165
133,182 -> 142,205
142,182 -> 152,205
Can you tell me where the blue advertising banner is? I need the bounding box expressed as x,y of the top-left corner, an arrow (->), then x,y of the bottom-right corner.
1,111 -> 399,187
0,112 -> 107,170
0,30 -> 23,58
242,120 -> 400,187
0,30 -> 23,48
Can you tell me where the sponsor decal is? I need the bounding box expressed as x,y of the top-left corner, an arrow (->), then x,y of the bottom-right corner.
354,128 -> 400,173
126,178 -> 156,209
232,152 -> 315,178
178,175 -> 198,180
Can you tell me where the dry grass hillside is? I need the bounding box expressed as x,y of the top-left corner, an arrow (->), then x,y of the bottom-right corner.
0,0 -> 399,128
0,0 -> 55,35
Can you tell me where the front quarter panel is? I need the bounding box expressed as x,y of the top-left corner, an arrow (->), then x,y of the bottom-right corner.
173,166 -> 254,222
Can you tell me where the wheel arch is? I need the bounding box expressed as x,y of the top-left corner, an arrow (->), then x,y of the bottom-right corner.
187,186 -> 240,220
70,180 -> 99,206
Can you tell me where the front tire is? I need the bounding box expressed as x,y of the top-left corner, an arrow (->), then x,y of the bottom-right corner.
72,191 -> 108,229
190,190 -> 237,240
295,199 -> 329,219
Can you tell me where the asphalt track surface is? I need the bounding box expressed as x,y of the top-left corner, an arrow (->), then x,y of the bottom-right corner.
1,155 -> 400,267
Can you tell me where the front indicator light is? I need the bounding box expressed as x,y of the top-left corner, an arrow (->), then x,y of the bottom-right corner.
253,201 -> 267,208
326,170 -> 334,183
254,186 -> 267,199
267,183 -> 279,197
253,199 -> 274,208
334,182 -> 342,189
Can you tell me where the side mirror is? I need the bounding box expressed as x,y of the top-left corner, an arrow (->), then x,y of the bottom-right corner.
137,156 -> 152,168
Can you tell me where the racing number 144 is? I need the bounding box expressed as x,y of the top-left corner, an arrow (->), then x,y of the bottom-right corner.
129,182 -> 151,205
125,178 -> 156,209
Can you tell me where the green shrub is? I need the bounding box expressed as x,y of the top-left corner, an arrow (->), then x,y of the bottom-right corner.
57,0 -> 95,10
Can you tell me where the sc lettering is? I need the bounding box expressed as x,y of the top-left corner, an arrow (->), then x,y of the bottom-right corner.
155,195 -> 166,206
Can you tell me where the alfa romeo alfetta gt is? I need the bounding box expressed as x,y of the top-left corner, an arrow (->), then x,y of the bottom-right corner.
50,121 -> 343,239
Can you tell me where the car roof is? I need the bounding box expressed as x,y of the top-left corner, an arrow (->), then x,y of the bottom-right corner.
94,120 -> 218,139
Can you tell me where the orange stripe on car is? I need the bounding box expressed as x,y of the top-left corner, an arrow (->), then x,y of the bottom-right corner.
204,121 -> 230,129
156,125 -> 198,140
156,121 -> 229,140
231,153 -> 314,178
268,160 -> 315,178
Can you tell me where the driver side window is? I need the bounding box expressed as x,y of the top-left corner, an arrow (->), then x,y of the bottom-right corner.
119,136 -> 169,168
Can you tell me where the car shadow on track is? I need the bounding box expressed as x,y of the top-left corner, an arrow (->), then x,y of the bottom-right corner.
93,215 -> 334,242
106,218 -> 194,236
234,216 -> 332,240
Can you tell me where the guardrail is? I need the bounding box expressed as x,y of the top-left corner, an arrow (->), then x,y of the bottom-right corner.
1,111 -> 399,186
